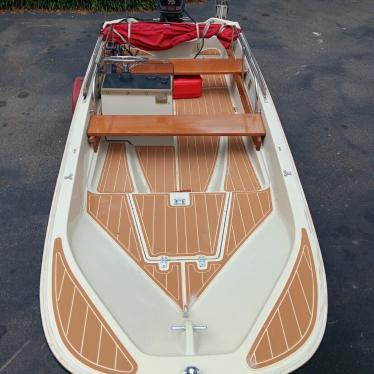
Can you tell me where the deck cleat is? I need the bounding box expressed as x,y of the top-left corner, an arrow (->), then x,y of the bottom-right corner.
184,367 -> 200,374
159,256 -> 169,270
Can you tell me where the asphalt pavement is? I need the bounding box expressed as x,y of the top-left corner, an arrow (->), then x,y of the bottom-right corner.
0,0 -> 374,372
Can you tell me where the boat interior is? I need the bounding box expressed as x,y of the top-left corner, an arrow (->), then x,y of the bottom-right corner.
49,20 -> 321,371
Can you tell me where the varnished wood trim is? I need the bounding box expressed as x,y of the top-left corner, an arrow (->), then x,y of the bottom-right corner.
247,229 -> 318,368
52,239 -> 137,373
131,58 -> 243,75
227,49 -> 264,149
87,114 -> 266,137
173,58 -> 243,75
88,136 -> 101,153
234,73 -> 252,114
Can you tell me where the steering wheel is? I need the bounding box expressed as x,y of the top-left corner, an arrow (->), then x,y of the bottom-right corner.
102,55 -> 149,74
102,56 -> 148,64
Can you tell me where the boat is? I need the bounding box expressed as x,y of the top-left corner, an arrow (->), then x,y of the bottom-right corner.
40,1 -> 327,373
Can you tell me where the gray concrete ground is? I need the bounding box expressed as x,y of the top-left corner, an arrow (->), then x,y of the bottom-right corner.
0,0 -> 374,372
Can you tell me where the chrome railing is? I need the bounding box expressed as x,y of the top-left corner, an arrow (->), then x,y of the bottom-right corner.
238,32 -> 267,110
102,56 -> 148,64
82,36 -> 103,99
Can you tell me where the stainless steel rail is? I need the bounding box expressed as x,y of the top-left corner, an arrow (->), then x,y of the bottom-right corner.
102,56 -> 148,64
82,36 -> 103,99
238,32 -> 267,106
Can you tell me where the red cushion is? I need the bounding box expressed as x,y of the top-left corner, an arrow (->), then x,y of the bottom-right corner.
173,75 -> 202,99
101,22 -> 240,51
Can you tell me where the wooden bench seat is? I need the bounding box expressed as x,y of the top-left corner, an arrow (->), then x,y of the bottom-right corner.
132,58 -> 243,76
88,114 -> 265,152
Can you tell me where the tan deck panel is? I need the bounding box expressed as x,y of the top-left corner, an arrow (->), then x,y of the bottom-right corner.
98,143 -> 133,193
185,188 -> 272,302
135,146 -> 176,192
185,262 -> 223,303
174,75 -> 232,192
247,229 -> 318,369
225,189 -> 272,256
133,193 -> 226,257
143,263 -> 182,303
177,136 -> 220,192
225,136 -> 261,191
87,189 -> 272,307
87,193 -> 183,308
52,238 -> 137,373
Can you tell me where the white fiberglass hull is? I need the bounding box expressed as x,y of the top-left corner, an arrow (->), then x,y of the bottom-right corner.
41,20 -> 327,374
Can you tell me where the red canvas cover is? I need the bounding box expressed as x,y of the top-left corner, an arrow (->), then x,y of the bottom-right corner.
173,75 -> 202,99
101,22 -> 240,51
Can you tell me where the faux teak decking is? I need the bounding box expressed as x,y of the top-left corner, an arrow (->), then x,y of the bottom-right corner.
87,137 -> 273,309
51,70 -> 318,372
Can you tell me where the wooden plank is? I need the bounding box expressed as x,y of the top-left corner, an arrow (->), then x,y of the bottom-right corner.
87,114 -> 265,137
173,58 -> 243,75
132,58 -> 243,75
130,61 -> 174,75
234,73 -> 252,113
226,49 -> 262,149
232,76 -> 263,149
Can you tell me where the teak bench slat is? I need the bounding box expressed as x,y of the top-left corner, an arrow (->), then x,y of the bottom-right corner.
88,114 -> 264,136
131,58 -> 243,75
87,114 -> 265,152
